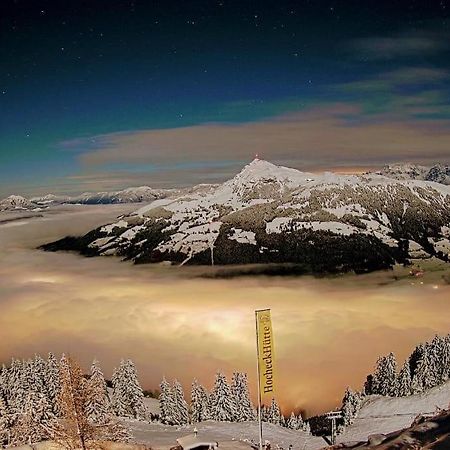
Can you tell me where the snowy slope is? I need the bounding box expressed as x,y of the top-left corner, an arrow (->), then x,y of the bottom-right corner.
42,159 -> 450,274
338,380 -> 450,444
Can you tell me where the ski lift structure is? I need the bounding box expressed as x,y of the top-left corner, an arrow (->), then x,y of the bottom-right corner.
326,410 -> 343,445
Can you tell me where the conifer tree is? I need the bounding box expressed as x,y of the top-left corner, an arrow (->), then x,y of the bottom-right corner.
341,388 -> 362,426
191,379 -> 210,423
53,356 -> 130,448
231,372 -> 255,421
86,359 -> 111,424
395,361 -> 412,397
287,412 -> 298,430
46,352 -> 61,415
0,396 -> 10,446
209,372 -> 237,422
10,391 -> 57,446
159,377 -> 177,425
371,353 -> 397,396
411,345 -> 434,393
111,363 -> 128,417
266,398 -> 282,425
173,380 -> 189,425
123,359 -> 147,420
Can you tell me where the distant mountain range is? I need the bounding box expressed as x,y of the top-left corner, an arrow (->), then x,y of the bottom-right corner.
374,163 -> 450,185
41,159 -> 450,274
0,186 -> 172,211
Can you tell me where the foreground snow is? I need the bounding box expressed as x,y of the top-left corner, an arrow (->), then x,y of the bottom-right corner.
126,420 -> 325,450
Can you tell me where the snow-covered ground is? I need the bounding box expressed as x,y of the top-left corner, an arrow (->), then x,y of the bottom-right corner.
126,420 -> 325,450
338,380 -> 450,445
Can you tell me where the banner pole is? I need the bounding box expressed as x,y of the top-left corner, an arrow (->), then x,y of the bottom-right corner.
255,310 -> 264,450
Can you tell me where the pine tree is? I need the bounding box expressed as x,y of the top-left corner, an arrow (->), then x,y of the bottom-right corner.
0,396 -> 10,446
123,360 -> 147,420
173,380 -> 189,425
411,345 -> 434,393
266,398 -> 282,425
371,353 -> 397,396
260,405 -> 268,422
191,379 -> 210,423
159,377 -> 177,425
297,412 -> 305,430
287,412 -> 298,430
46,352 -> 61,415
86,359 -> 111,424
209,372 -> 237,422
231,372 -> 255,421
10,391 -> 57,446
395,361 -> 412,397
111,363 -> 128,417
341,388 -> 362,426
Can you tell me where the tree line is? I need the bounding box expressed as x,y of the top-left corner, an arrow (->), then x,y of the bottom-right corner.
159,372 -> 310,433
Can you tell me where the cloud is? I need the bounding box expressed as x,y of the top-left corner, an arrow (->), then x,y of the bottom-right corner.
58,103 -> 450,189
348,31 -> 446,60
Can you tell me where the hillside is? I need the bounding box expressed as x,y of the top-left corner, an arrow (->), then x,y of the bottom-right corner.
334,409 -> 450,449
337,379 -> 450,445
41,159 -> 450,274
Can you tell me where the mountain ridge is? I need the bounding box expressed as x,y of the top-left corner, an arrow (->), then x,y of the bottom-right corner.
40,159 -> 450,274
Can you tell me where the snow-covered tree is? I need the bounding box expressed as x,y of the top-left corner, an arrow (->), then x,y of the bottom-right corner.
286,411 -> 304,430
54,356 -> 130,448
86,359 -> 111,424
111,364 -> 128,417
173,380 -> 189,425
111,360 -> 146,420
209,372 -> 237,422
341,388 -> 362,426
395,361 -> 412,397
45,353 -> 61,415
371,353 -> 397,396
231,372 -> 255,421
10,391 -> 57,446
260,404 -> 269,422
190,379 -> 210,423
0,396 -> 10,446
159,377 -> 177,425
411,344 -> 435,393
266,398 -> 282,425
123,360 -> 147,420
286,412 -> 298,430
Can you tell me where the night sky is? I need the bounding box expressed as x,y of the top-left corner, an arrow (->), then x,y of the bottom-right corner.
2,0 -> 450,196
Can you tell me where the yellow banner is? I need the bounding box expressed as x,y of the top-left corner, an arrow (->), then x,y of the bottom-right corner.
256,309 -> 275,403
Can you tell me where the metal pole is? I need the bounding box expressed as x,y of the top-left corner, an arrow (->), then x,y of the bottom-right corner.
255,311 -> 264,450
331,417 -> 336,445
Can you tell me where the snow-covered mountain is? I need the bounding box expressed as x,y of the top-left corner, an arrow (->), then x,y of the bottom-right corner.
41,159 -> 450,274
375,163 -> 450,185
31,186 -> 169,205
0,194 -> 35,210
0,186 -> 172,211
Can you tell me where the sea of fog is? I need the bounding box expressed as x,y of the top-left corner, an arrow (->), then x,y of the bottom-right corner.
0,204 -> 449,416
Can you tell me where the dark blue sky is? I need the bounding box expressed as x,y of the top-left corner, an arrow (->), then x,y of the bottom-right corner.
1,0 -> 450,196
